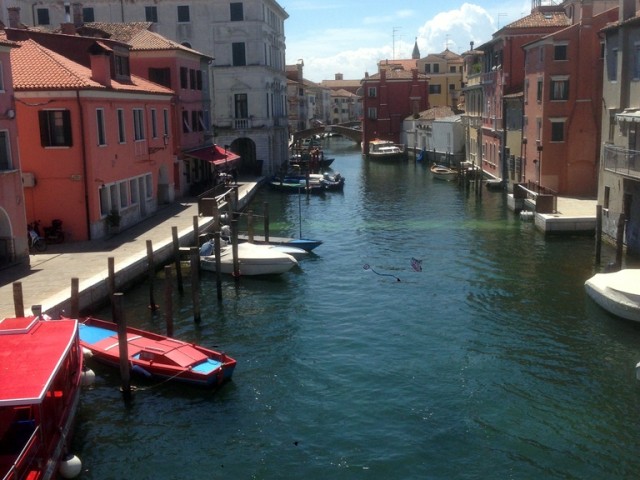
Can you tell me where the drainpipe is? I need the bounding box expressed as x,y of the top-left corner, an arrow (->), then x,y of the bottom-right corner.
77,90 -> 91,240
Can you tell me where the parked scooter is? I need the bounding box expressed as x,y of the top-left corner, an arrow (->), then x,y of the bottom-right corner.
43,218 -> 65,244
27,221 -> 47,252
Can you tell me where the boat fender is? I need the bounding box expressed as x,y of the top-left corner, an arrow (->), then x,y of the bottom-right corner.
635,361 -> 640,381
59,454 -> 82,479
81,366 -> 96,386
82,347 -> 93,359
132,364 -> 152,378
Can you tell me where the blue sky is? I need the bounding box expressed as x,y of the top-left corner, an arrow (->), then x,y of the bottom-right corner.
280,0 -> 532,82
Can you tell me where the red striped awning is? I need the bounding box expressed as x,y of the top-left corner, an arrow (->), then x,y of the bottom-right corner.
184,145 -> 240,169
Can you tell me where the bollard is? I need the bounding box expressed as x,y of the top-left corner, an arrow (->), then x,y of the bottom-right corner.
13,282 -> 24,317
172,226 -> 184,294
263,202 -> 270,242
231,219 -> 240,280
164,265 -> 173,337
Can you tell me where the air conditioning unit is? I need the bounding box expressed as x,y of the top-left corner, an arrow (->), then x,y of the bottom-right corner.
22,172 -> 36,187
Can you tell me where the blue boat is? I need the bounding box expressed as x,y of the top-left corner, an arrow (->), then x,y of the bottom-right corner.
236,234 -> 322,252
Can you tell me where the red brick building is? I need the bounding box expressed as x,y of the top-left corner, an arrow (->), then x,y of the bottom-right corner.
361,67 -> 429,154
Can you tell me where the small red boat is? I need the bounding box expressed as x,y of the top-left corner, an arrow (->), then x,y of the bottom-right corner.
0,316 -> 83,480
78,317 -> 236,388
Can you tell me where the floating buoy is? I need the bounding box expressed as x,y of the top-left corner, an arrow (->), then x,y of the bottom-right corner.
59,454 -> 82,478
81,367 -> 95,386
82,347 -> 93,359
635,361 -> 640,381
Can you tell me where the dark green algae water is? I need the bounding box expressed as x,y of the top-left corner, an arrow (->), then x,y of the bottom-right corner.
73,137 -> 640,479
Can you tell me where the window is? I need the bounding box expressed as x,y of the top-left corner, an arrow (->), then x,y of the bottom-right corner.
550,77 -> 569,100
608,47 -> 618,81
554,44 -> 568,61
0,62 -> 5,92
145,6 -> 158,22
449,83 -> 455,90
145,174 -> 153,198
36,8 -> 50,25
433,64 -> 440,73
550,119 -> 565,142
130,179 -> 138,204
96,109 -> 106,146
180,67 -> 188,89
191,111 -> 200,132
39,110 -> 72,147
177,5 -> 190,22
99,185 -> 110,216
604,186 -> 610,209
133,109 -> 145,141
536,78 -> 543,102
115,55 -> 130,78
182,110 -> 191,133
151,109 -> 158,138
119,181 -> 128,208
234,93 -> 248,118
449,66 -> 456,73
82,7 -> 94,22
429,84 -> 441,94
149,67 -> 171,88
117,109 -> 126,143
634,43 -> 640,80
524,78 -> 529,104
189,69 -> 196,89
0,131 -> 11,170
232,42 -> 246,66
196,70 -> 202,90
424,64 -> 431,73
367,107 -> 377,119
163,109 -> 169,136
230,2 -> 243,21
368,87 -> 377,98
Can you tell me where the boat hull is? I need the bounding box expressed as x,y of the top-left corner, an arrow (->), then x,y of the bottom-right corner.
200,242 -> 298,276
236,234 -> 322,252
584,269 -> 640,322
79,317 -> 236,388
430,164 -> 458,181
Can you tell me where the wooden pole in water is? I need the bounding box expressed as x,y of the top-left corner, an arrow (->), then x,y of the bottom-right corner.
193,215 -> 200,246
108,257 -> 116,315
70,277 -> 79,318
164,265 -> 173,337
189,247 -> 201,323
263,202 -> 270,242
231,218 -> 240,280
595,205 -> 602,266
146,240 -> 158,311
247,210 -> 254,242
615,213 -> 625,270
113,292 -> 132,402
214,231 -> 223,301
172,226 -> 184,294
13,282 -> 24,317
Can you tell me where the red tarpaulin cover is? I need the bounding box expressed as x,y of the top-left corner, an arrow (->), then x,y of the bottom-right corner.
184,145 -> 240,169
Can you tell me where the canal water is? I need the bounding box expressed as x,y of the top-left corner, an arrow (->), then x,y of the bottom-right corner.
75,137 -> 640,479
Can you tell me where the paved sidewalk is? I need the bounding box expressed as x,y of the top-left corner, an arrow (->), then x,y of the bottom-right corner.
0,180 -> 261,319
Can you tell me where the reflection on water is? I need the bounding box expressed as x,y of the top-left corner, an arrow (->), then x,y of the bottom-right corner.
75,137 -> 640,479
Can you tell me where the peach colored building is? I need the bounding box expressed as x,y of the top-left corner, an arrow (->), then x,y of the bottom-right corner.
7,29 -> 174,240
0,37 -> 28,267
523,2 -> 619,196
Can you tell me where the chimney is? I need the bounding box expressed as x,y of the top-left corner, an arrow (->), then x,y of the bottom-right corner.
89,43 -> 112,87
470,41 -> 474,51
72,2 -> 83,27
335,73 -> 343,81
621,0 -> 635,21
61,23 -> 76,35
8,7 -> 20,28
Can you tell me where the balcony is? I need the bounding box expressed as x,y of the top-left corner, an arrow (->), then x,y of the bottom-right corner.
603,144 -> 640,179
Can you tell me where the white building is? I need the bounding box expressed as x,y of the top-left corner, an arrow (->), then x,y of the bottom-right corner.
6,0 -> 289,175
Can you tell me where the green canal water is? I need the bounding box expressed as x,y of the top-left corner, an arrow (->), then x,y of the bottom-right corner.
74,137 -> 640,479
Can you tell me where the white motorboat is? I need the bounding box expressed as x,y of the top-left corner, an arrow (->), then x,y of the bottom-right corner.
584,269 -> 640,322
367,139 -> 406,160
200,241 -> 298,276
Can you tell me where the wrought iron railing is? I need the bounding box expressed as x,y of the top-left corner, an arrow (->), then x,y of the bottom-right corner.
602,144 -> 640,179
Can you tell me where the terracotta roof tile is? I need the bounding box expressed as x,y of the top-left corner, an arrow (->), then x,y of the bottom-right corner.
81,22 -> 154,43
502,8 -> 569,30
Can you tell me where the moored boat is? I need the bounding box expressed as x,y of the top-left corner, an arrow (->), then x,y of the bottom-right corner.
430,163 -> 458,181
270,176 -> 325,194
584,269 -> 640,322
367,139 -> 406,160
235,234 -> 322,252
78,317 -> 236,387
200,241 -> 298,276
0,316 -> 83,480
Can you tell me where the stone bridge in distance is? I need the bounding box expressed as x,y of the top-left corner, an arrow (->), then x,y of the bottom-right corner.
291,122 -> 362,146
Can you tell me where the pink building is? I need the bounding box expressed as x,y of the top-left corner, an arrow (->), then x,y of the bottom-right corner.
522,2 -> 618,196
0,37 -> 28,266
361,67 -> 429,153
477,4 -> 569,181
7,29 -> 174,240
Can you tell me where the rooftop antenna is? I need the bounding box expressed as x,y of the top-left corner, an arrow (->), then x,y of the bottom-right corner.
392,27 -> 402,60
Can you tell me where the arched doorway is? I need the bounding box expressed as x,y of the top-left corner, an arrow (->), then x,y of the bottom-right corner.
230,138 -> 258,174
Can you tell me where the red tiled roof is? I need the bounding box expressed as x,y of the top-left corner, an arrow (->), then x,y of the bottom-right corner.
502,8 -> 569,30
11,38 -> 173,94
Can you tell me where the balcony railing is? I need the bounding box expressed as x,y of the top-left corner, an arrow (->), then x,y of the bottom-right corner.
603,144 -> 640,179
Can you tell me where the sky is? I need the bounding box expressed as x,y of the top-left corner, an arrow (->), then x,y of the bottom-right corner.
280,0 -> 533,83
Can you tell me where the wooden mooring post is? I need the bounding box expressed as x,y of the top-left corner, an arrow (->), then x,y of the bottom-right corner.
247,210 -> 254,242
172,226 -> 184,294
113,292 -> 132,403
12,282 -> 24,317
108,257 -> 116,314
595,205 -> 602,266
214,231 -> 223,301
615,213 -> 625,270
146,240 -> 158,311
231,218 -> 240,280
189,247 -> 201,323
263,202 -> 270,242
70,277 -> 79,318
164,265 -> 174,337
